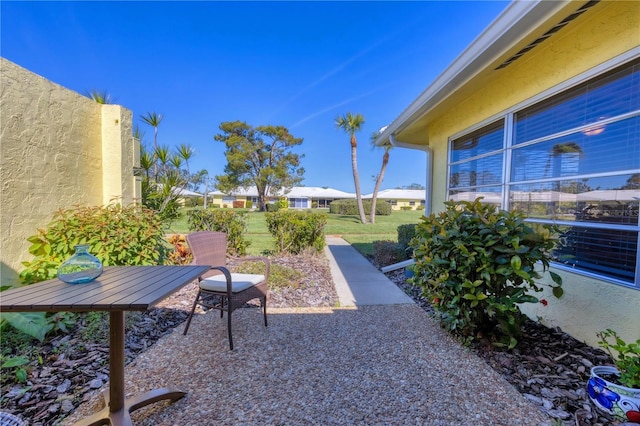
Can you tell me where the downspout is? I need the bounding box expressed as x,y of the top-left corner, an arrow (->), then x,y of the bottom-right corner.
388,134 -> 433,216
380,134 -> 433,273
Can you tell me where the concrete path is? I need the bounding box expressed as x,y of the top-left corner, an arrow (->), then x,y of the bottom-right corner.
324,236 -> 414,306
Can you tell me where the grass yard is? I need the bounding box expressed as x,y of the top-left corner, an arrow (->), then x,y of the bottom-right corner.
167,208 -> 425,256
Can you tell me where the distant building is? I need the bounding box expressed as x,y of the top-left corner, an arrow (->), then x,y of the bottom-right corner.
207,186 -> 354,209
363,189 -> 426,211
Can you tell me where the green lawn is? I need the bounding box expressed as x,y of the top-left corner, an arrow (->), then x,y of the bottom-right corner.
167,208 -> 424,256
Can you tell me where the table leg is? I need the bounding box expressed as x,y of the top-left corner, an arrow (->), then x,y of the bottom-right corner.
73,312 -> 186,426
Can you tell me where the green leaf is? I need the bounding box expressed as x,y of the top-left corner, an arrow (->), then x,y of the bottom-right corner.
510,255 -> 522,271
549,271 -> 563,286
1,312 -> 50,342
516,294 -> 539,304
552,286 -> 564,299
1,356 -> 30,368
15,368 -> 28,383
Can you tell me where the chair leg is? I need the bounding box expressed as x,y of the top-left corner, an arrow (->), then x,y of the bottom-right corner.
262,296 -> 268,327
227,308 -> 233,350
183,290 -> 201,336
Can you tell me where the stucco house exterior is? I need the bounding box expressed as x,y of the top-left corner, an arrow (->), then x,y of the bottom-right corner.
0,58 -> 139,288
375,0 -> 639,347
363,189 -> 426,210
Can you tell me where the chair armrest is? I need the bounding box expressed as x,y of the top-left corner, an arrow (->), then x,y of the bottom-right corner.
201,265 -> 234,295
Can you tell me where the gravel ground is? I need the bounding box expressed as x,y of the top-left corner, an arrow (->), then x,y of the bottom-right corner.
59,252 -> 553,426
63,305 -> 551,426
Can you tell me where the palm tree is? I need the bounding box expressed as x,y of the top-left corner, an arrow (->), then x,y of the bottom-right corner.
141,112 -> 163,177
335,112 -> 367,224
369,132 -> 393,224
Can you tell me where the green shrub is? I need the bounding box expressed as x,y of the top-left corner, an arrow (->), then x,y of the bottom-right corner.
246,200 -> 253,209
329,199 -> 392,216
9,204 -> 167,343
265,210 -> 327,254
277,197 -> 289,210
186,209 -> 249,256
597,329 -> 640,388
19,204 -> 168,285
265,203 -> 280,212
397,224 -> 418,260
410,199 -> 563,348
185,197 -> 204,207
400,206 -> 413,211
372,240 -> 402,266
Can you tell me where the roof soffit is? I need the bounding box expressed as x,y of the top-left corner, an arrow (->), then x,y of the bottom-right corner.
377,0 -> 590,147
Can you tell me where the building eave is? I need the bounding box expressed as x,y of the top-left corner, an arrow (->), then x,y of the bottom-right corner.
375,0 -> 582,147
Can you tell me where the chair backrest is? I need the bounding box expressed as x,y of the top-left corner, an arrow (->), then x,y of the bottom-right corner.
186,232 -> 228,279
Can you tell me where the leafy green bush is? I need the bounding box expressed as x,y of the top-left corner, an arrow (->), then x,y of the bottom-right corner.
410,199 -> 563,348
19,204 -> 168,285
597,329 -> 640,388
265,203 -> 280,212
186,209 -> 249,256
277,197 -> 289,210
397,224 -> 418,260
329,199 -> 392,216
265,210 -> 327,254
372,240 -> 402,266
5,204 -> 169,344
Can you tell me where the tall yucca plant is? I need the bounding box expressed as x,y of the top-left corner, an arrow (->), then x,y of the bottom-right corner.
84,89 -> 117,104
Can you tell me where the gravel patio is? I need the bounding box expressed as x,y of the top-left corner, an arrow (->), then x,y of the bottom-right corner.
62,304 -> 552,425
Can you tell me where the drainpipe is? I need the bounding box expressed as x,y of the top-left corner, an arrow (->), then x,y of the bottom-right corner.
389,134 -> 433,216
379,134 -> 433,274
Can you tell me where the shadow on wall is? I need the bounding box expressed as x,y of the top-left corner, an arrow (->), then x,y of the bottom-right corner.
1,262 -> 20,290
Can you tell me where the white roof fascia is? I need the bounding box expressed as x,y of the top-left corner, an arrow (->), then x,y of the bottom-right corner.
376,0 -> 574,146
363,189 -> 426,199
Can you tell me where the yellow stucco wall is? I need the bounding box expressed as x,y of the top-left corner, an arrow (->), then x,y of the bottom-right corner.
409,1 -> 640,346
0,58 -> 138,287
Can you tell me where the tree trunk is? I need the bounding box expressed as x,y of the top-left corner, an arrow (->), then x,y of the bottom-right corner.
370,151 -> 389,224
351,136 -> 367,224
257,192 -> 266,212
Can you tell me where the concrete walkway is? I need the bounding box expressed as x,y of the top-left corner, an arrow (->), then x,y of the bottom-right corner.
324,236 -> 414,306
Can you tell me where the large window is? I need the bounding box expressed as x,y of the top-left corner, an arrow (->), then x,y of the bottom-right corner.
447,58 -> 640,287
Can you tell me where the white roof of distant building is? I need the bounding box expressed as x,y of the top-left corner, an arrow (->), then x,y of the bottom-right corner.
178,188 -> 202,197
208,186 -> 354,199
283,186 -> 354,198
363,189 -> 426,200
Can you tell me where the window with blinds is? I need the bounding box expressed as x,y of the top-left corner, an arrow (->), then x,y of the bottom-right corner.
448,58 -> 640,287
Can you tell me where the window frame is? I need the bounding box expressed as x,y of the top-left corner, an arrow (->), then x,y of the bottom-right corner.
446,54 -> 640,289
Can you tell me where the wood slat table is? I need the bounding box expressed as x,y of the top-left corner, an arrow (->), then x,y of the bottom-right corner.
0,265 -> 210,426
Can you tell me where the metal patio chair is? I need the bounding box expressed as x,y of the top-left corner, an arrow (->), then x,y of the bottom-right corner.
183,231 -> 269,350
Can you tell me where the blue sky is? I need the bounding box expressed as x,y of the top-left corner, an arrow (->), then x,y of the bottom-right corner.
1,1 -> 507,194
